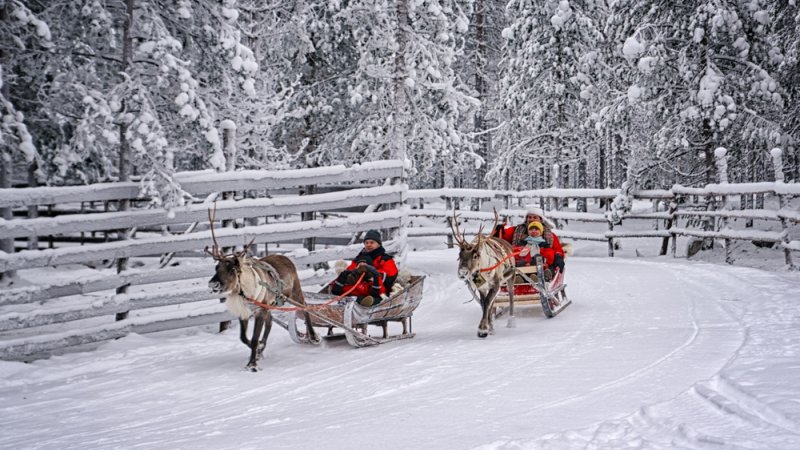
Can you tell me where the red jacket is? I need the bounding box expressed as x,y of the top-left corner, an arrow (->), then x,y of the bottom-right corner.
330,249 -> 399,297
496,225 -> 564,267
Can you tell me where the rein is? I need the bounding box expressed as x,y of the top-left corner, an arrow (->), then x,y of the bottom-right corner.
245,272 -> 366,312
478,248 -> 521,273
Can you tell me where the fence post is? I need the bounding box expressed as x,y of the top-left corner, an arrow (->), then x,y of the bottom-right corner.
607,222 -> 615,257
550,163 -> 560,214
300,184 -> 316,253
446,215 -> 454,249
445,196 -> 454,248
715,148 -> 733,264
26,162 -> 39,250
661,199 -> 677,256
771,148 -> 795,269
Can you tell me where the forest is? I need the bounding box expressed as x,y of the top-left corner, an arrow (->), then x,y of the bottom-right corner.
1,0 -> 798,208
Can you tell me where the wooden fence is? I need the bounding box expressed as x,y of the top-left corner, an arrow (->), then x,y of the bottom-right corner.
405,182 -> 799,268
0,161 -> 407,360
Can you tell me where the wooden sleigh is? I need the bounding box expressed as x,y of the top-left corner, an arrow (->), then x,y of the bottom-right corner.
276,275 -> 426,348
494,255 -> 571,319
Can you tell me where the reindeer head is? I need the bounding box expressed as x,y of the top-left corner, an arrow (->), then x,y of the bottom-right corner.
206,205 -> 255,294
208,255 -> 242,294
449,209 -> 502,280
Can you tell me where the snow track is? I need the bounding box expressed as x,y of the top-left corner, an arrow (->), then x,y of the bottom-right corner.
1,250 -> 799,449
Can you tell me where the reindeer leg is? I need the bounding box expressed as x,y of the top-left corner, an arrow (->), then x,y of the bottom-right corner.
293,284 -> 320,344
486,285 -> 502,334
257,313 -> 273,360
238,319 -> 250,347
246,316 -> 264,372
478,286 -> 500,338
302,311 -> 320,344
477,293 -> 491,338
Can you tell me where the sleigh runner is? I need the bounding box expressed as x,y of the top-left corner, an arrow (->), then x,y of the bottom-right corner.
282,275 -> 426,348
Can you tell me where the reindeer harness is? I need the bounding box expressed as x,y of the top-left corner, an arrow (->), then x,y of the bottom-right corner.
244,259 -> 286,306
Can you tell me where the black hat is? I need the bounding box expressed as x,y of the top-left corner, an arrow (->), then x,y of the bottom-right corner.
363,229 -> 382,245
354,253 -> 374,266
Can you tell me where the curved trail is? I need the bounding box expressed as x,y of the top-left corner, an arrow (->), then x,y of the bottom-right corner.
1,251 -> 799,449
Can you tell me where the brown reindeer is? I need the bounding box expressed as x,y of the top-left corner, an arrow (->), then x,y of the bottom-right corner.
206,208 -> 320,371
450,210 -> 515,338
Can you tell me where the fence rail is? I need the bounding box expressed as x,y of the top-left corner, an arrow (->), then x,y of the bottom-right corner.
0,161 -> 405,208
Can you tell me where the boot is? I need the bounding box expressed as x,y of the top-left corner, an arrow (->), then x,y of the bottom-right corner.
359,296 -> 375,307
543,268 -> 554,282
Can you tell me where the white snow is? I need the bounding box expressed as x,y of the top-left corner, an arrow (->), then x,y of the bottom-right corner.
1,246 -> 799,449
622,36 -> 644,58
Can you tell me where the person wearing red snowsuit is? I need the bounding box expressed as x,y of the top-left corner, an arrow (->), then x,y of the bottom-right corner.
492,207 -> 566,273
329,229 -> 399,306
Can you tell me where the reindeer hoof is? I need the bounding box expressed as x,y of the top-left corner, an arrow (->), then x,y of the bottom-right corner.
245,364 -> 260,372
477,331 -> 489,338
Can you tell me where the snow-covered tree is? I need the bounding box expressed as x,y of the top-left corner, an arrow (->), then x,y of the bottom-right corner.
609,0 -> 788,185
457,0 -> 507,189
492,0 -> 606,190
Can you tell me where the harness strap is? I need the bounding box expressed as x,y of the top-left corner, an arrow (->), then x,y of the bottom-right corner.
246,272 -> 366,312
245,260 -> 286,306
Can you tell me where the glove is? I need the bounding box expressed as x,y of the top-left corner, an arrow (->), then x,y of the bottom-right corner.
340,270 -> 357,285
538,240 -> 551,248
361,265 -> 380,277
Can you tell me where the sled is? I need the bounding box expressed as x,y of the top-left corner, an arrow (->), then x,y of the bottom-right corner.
494,256 -> 570,319
283,275 -> 426,348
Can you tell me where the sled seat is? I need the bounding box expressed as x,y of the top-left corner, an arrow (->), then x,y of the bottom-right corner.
496,266 -> 544,304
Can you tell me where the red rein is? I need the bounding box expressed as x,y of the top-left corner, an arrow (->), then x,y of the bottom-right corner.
246,272 -> 366,311
479,249 -> 522,273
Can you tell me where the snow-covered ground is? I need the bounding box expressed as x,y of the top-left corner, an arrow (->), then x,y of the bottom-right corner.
1,242 -> 799,449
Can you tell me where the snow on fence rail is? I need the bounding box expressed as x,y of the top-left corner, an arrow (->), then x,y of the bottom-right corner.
0,161 -> 405,208
0,162 -> 406,360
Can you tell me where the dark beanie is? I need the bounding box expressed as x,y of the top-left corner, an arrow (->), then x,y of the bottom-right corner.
363,229 -> 382,245
354,253 -> 374,266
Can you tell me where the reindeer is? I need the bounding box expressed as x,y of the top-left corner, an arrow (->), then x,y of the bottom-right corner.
449,210 -> 515,338
206,208 -> 320,371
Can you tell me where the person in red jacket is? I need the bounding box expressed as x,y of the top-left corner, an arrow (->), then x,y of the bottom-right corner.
493,207 -> 565,274
329,229 -> 399,306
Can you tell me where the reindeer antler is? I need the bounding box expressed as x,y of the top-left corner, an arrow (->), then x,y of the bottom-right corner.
491,207 -> 501,234
205,203 -> 225,260
448,209 -> 468,247
238,237 -> 257,257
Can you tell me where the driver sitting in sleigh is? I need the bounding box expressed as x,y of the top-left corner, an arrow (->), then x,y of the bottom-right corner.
328,230 -> 398,307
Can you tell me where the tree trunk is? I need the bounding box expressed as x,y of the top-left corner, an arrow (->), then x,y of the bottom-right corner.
0,4 -> 15,281
472,0 -> 487,192
392,0 -> 409,163
576,158 -> 587,212
115,0 -> 134,321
